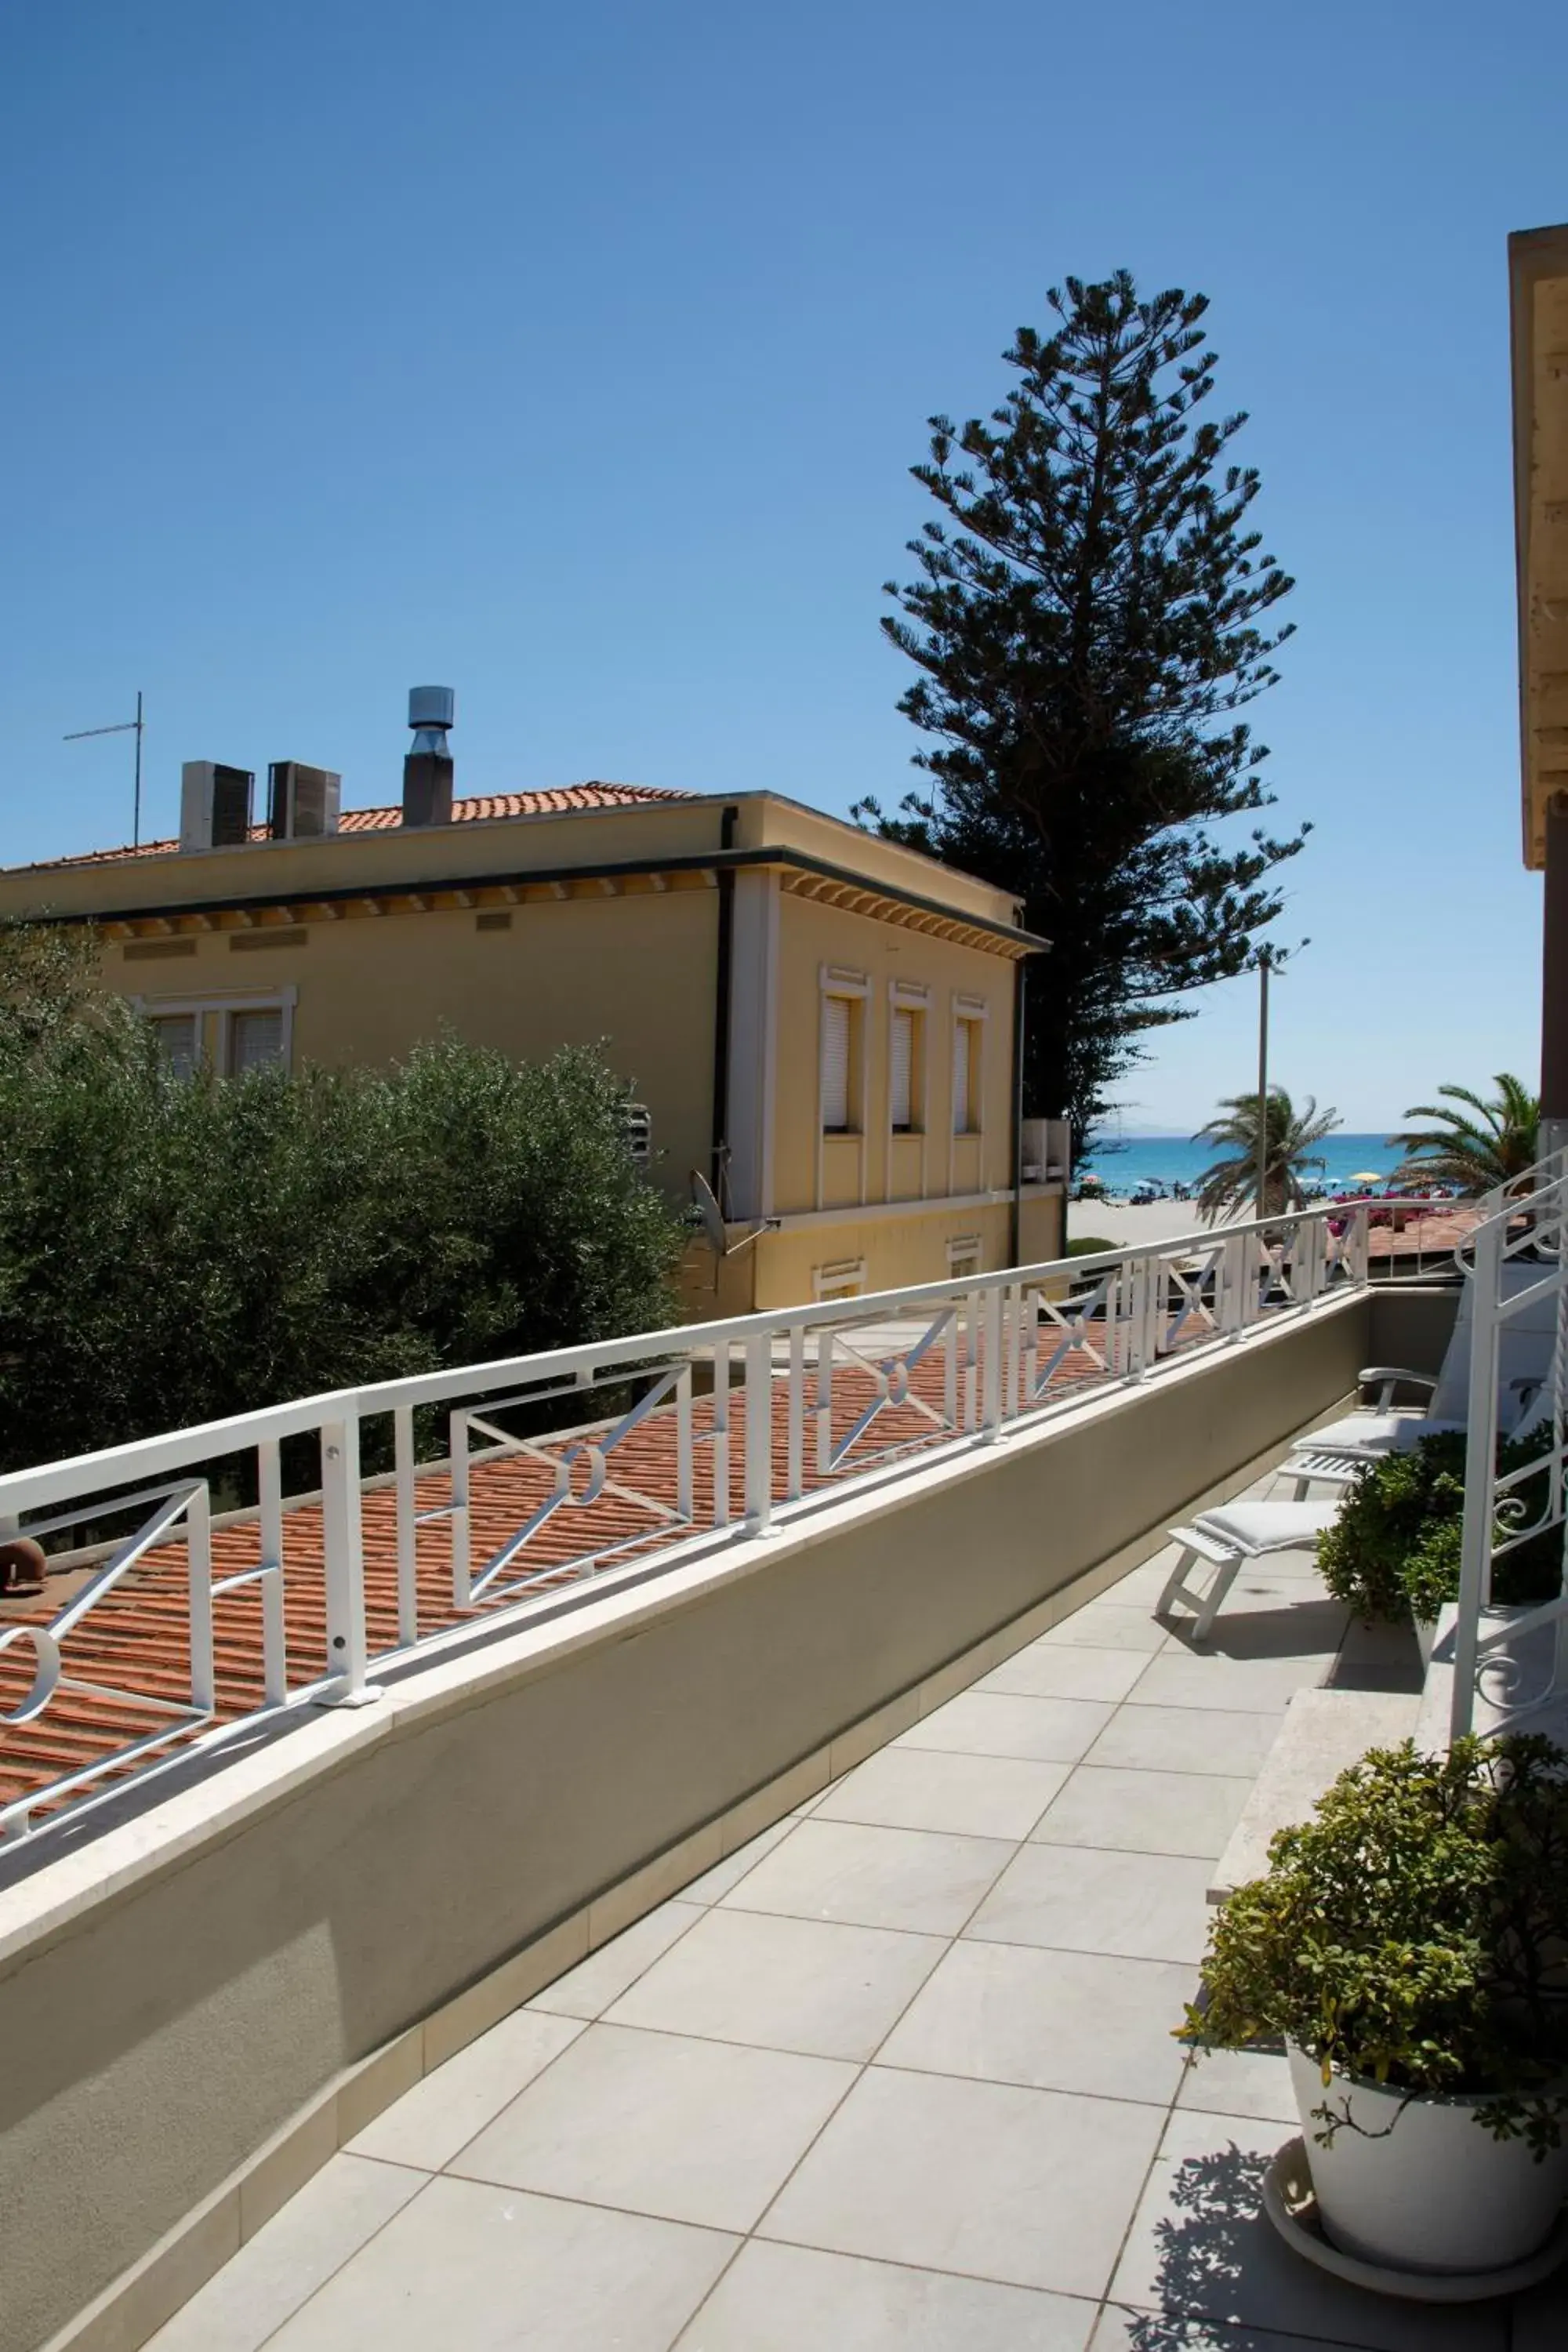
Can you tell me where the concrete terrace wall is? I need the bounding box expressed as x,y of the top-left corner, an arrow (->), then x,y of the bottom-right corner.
0,1284 -> 1454,2352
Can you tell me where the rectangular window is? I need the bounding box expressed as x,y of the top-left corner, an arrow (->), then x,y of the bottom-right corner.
229,1007 -> 287,1074
821,994 -> 852,1131
953,1017 -> 982,1135
948,1236 -> 982,1280
890,1007 -> 914,1131
151,1013 -> 198,1080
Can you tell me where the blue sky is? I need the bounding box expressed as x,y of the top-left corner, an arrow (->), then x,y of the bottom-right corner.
3,0 -> 1560,1130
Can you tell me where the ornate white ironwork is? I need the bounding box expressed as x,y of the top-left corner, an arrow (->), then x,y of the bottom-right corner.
1450,1163 -> 1568,1740
0,1196 -> 1396,1846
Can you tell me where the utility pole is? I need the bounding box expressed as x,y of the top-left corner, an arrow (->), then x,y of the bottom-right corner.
64,691 -> 144,845
1255,946 -> 1271,1219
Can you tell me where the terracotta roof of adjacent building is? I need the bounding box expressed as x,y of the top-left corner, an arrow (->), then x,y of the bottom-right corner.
13,785 -> 695,872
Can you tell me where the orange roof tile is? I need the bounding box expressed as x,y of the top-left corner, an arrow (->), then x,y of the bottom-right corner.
12,785 -> 695,873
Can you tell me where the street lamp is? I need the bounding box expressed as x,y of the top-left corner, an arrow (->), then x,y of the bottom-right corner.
1250,937 -> 1309,1218
1254,945 -> 1272,1218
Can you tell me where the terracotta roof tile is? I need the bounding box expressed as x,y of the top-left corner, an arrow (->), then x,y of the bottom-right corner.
11,785 -> 695,873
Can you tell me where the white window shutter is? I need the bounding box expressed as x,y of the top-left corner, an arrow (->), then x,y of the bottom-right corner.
231,1008 -> 285,1074
821,996 -> 851,1130
890,1009 -> 913,1130
952,1019 -> 971,1134
154,1014 -> 198,1080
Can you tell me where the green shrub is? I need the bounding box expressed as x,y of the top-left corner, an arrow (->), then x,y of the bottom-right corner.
0,928 -> 684,1469
1066,1234 -> 1117,1257
1317,1428 -> 1560,1624
1185,1736 -> 1568,2151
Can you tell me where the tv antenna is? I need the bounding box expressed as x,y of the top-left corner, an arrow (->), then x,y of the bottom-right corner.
64,689 -> 145,845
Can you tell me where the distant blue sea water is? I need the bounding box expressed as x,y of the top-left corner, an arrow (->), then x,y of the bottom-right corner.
1079,1132 -> 1406,1198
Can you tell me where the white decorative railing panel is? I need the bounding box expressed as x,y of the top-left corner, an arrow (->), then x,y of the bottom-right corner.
0,1197 -> 1410,1846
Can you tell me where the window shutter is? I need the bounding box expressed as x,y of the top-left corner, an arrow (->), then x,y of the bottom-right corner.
231,1008 -> 285,1074
821,996 -> 851,1130
154,1014 -> 198,1080
890,1009 -> 913,1130
952,1019 -> 971,1134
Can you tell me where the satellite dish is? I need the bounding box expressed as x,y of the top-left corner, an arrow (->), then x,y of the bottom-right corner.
691,1171 -> 728,1258
688,1173 -> 779,1290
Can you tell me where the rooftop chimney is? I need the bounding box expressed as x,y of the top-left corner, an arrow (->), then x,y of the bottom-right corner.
180,760 -> 255,851
269,761 -> 342,840
403,686 -> 455,826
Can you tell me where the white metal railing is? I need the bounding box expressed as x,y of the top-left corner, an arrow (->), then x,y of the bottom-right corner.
1451,1162 -> 1568,1739
0,1199 -> 1407,1846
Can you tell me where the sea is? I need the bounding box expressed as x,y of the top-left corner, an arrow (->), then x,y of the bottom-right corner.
1077,1131 -> 1407,1200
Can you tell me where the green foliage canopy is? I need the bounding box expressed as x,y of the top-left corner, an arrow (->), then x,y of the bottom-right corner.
0,926 -> 684,1471
1388,1075 -> 1541,1196
859,271 -> 1307,1155
1317,1428 -> 1561,1626
1185,1737 -> 1568,2153
1192,1085 -> 1341,1222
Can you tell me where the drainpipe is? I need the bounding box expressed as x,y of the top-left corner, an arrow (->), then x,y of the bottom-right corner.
1009,957 -> 1025,1267
710,805 -> 739,1208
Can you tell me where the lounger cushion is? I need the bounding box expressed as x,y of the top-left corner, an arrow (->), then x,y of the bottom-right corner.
1191,1501 -> 1341,1554
1294,1409 -> 1436,1457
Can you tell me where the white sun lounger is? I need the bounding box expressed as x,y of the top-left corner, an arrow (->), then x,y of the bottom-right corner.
1157,1501 -> 1345,1639
1283,1258 -> 1557,1496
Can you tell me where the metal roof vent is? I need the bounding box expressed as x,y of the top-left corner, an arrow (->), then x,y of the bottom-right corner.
268,761 -> 342,840
180,761 -> 255,851
403,686 -> 455,827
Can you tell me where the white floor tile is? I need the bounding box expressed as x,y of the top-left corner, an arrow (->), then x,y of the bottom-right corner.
979,1643 -> 1149,1703
966,1843 -> 1214,1965
1033,1766 -> 1254,1860
759,2065 -> 1163,2297
1126,1651 -> 1330,1716
263,2174 -> 736,2351
347,2009 -> 586,2171
1108,2107 -> 1507,2352
450,2021 -> 855,2232
1175,2045 -> 1298,2126
528,1900 -> 704,2018
878,1938 -> 1194,2105
720,1816 -> 1014,1936
815,1745 -> 1069,1838
606,1905 -> 944,2060
1086,1704 -> 1280,1780
681,1819 -> 795,1903
1043,1604 -> 1170,1653
142,2155 -> 424,2352
898,1690 -> 1116,1762
674,2238 -> 1097,2350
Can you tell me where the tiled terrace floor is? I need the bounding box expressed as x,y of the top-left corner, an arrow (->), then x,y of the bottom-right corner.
143,1488 -> 1565,2352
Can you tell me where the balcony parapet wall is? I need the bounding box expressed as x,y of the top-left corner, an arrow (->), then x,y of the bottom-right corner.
1,1282 -> 1455,2352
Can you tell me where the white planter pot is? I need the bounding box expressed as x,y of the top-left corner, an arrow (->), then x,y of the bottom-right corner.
1288,2043 -> 1568,2274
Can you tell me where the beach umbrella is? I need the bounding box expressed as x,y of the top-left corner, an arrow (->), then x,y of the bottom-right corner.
1348,1171 -> 1384,1185
1079,1171 -> 1105,1186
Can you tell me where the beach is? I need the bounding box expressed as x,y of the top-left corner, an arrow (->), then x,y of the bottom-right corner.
1066,1196 -> 1220,1249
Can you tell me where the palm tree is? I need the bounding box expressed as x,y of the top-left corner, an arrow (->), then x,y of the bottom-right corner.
1194,1088 -> 1342,1223
1387,1076 -> 1539,1196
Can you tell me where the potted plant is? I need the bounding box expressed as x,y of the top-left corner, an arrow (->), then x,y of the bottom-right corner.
1183,1735 -> 1568,2277
1316,1429 -> 1559,1652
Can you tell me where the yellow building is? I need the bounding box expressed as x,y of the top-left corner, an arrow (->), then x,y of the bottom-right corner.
0,760 -> 1061,1312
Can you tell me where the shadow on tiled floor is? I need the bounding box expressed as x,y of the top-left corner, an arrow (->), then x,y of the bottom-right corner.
140,1475 -> 1565,2352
